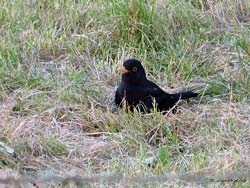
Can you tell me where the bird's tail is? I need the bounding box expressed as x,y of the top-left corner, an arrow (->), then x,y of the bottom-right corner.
171,91 -> 198,100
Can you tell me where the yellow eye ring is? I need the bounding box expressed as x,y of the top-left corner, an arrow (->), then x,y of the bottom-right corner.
132,67 -> 137,72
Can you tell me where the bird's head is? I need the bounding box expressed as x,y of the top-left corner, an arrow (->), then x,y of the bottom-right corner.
117,59 -> 146,83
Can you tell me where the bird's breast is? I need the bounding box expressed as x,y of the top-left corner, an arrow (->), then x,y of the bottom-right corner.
118,84 -> 147,105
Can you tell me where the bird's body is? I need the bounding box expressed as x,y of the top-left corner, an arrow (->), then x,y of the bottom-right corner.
115,59 -> 198,113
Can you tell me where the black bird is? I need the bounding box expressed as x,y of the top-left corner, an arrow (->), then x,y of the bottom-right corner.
115,59 -> 198,113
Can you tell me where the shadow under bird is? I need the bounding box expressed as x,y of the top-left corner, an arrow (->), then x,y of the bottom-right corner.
115,59 -> 198,113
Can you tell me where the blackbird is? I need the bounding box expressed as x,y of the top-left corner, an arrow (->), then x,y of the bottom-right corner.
115,59 -> 198,113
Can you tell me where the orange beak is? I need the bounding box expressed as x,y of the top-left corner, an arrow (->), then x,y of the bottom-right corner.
117,66 -> 129,73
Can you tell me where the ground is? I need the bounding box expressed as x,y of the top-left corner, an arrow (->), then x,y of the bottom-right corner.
0,0 -> 250,187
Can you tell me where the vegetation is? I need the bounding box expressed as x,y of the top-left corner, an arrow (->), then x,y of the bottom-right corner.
0,0 -> 250,187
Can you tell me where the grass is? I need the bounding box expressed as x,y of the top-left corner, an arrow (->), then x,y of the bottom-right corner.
0,0 -> 250,187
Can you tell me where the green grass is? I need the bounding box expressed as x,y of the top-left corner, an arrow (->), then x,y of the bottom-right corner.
0,0 -> 250,187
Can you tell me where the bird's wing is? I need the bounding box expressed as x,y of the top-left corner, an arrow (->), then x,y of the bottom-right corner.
144,80 -> 168,97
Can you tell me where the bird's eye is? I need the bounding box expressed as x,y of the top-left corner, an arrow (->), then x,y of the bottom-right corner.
132,67 -> 137,72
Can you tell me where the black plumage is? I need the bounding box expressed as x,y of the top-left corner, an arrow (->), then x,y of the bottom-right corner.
115,59 -> 198,113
